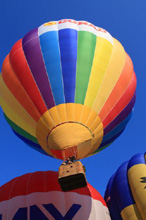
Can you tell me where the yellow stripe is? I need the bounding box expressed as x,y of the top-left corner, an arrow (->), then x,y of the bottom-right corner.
77,130 -> 103,159
76,139 -> 93,159
93,123 -> 103,143
74,103 -> 84,121
57,104 -> 67,122
80,105 -> 93,124
49,106 -> 61,124
66,103 -> 74,121
128,164 -> 146,220
90,116 -> 102,133
121,204 -> 142,220
0,76 -> 36,137
36,111 -> 55,157
92,38 -> 126,114
84,37 -> 113,108
85,110 -> 99,128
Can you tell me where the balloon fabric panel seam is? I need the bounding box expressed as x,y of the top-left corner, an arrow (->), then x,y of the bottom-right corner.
21,40 -> 49,114
9,42 -> 47,118
92,39 -> 126,115
103,74 -> 136,130
22,31 -> 53,111
99,53 -> 134,124
2,56 -> 41,122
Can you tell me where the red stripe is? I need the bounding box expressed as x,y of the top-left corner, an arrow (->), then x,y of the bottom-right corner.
99,53 -> 136,128
102,72 -> 136,128
0,171 -> 106,206
2,55 -> 40,122
10,39 -> 47,115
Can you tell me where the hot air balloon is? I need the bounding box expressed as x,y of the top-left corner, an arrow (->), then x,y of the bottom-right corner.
0,171 -> 111,220
0,19 -> 136,160
104,153 -> 146,220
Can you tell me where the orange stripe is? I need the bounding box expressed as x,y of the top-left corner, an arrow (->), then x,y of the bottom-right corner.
99,53 -> 134,123
103,71 -> 136,128
2,55 -> 40,122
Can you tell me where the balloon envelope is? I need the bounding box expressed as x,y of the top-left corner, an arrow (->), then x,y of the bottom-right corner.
0,171 -> 111,219
0,19 -> 136,160
105,153 -> 146,220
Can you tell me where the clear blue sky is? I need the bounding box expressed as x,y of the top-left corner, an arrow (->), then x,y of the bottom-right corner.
0,0 -> 146,197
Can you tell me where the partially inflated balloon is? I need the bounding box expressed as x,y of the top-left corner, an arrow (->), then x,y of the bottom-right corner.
0,19 -> 136,160
105,153 -> 146,220
0,171 -> 111,219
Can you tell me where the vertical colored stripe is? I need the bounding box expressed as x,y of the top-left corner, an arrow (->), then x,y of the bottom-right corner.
101,112 -> 132,145
99,53 -> 134,123
113,162 -> 135,212
104,175 -> 123,220
39,31 -> 65,105
84,37 -> 113,108
92,38 -> 126,114
100,129 -> 123,149
75,31 -> 96,104
13,130 -> 49,156
4,114 -> 37,143
9,39 -> 47,115
104,93 -> 136,135
102,72 -> 136,129
2,55 -> 40,122
125,154 -> 145,219
128,154 -> 146,170
0,95 -> 36,137
59,29 -> 77,103
0,74 -> 36,136
22,28 -> 55,109
105,162 -> 142,220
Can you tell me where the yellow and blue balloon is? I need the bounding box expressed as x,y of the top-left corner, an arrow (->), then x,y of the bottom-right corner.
105,153 -> 146,220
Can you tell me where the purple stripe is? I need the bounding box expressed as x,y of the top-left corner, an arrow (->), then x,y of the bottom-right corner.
100,129 -> 124,149
104,93 -> 136,135
22,28 -> 55,109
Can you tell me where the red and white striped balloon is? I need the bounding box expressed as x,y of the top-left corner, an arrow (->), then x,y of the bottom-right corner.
0,171 -> 111,220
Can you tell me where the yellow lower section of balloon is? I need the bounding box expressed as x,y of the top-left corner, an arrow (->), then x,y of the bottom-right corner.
36,103 -> 103,159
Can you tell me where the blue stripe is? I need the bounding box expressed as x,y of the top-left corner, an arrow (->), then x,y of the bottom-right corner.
128,153 -> 145,170
113,162 -> 135,212
59,29 -> 77,103
104,174 -> 123,220
102,112 -> 132,145
39,31 -> 65,105
12,130 -> 49,156
104,93 -> 135,135
100,130 -> 123,149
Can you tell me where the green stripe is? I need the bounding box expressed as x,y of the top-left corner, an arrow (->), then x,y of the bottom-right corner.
92,143 -> 111,155
75,31 -> 96,104
4,114 -> 38,144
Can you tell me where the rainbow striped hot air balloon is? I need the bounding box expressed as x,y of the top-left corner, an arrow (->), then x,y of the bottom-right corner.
0,19 -> 136,160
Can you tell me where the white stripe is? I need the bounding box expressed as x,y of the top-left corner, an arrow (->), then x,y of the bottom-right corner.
38,19 -> 113,45
0,191 -> 111,220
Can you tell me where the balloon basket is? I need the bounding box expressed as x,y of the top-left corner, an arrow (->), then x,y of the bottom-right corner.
58,161 -> 87,191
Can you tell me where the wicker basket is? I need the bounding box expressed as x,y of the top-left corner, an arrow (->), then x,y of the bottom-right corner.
58,161 -> 87,191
